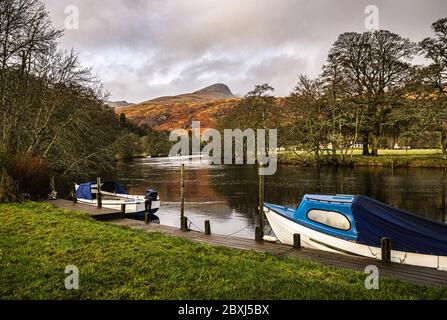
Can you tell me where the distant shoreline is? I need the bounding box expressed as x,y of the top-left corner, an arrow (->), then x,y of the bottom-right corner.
122,150 -> 447,169
278,149 -> 447,169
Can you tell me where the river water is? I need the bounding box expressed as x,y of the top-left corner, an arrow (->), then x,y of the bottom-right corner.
112,156 -> 447,239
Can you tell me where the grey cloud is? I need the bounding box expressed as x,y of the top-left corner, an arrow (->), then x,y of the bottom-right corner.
44,0 -> 447,102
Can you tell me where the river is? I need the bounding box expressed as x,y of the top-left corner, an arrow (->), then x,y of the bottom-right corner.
112,156 -> 447,239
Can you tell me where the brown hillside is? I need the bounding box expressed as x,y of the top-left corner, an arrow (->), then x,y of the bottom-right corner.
147,83 -> 236,104
116,84 -> 241,131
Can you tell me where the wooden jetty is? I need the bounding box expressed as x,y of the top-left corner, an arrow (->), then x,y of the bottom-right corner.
45,169 -> 447,288
44,199 -> 127,221
109,219 -> 447,288
45,199 -> 447,288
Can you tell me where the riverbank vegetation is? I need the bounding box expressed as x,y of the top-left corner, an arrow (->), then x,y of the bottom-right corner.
1,0 -> 447,202
220,18 -> 447,167
117,113 -> 172,159
278,149 -> 447,168
1,202 -> 446,300
0,0 -> 166,202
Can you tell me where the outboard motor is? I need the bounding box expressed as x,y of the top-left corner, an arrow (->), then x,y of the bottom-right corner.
144,189 -> 158,213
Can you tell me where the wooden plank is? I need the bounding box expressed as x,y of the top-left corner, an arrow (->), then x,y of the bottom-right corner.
109,219 -> 447,288
44,200 -> 125,221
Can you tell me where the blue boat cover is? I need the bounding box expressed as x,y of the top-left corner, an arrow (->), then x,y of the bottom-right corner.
76,181 -> 128,200
76,183 -> 94,200
352,196 -> 447,256
102,181 -> 128,195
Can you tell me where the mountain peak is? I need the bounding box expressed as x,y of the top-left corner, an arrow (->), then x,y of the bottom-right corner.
115,83 -> 241,131
144,83 -> 236,105
193,83 -> 235,98
106,100 -> 135,108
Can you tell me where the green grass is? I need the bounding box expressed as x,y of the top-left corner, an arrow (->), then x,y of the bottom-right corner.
364,149 -> 442,156
1,202 -> 446,300
279,149 -> 447,168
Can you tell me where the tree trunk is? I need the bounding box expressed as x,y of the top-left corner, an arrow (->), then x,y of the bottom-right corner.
315,147 -> 320,161
370,134 -> 379,156
440,129 -> 447,160
362,134 -> 370,156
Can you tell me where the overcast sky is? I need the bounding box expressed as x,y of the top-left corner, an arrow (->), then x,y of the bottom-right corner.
44,0 -> 447,102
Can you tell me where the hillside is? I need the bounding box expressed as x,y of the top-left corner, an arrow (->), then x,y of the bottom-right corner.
116,84 -> 241,131
106,100 -> 135,108
147,83 -> 236,104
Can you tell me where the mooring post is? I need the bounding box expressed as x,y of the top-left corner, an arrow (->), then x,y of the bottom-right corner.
255,226 -> 263,242
180,164 -> 188,231
257,162 -> 265,241
293,234 -> 301,249
381,237 -> 392,263
72,184 -> 77,204
205,220 -> 211,235
145,212 -> 150,225
121,204 -> 126,214
96,177 -> 102,209
181,216 -> 188,231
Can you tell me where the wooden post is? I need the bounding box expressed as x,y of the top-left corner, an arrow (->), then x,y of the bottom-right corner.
181,216 -> 188,231
72,184 -> 77,204
381,237 -> 392,263
121,204 -> 126,214
204,220 -> 211,235
145,212 -> 150,225
293,234 -> 301,249
180,164 -> 187,231
255,226 -> 263,242
257,163 -> 265,241
96,177 -> 102,209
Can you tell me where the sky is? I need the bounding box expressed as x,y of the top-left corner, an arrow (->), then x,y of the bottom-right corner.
44,0 -> 447,102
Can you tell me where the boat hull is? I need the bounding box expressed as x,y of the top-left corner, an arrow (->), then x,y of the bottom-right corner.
264,205 -> 447,271
78,198 -> 160,216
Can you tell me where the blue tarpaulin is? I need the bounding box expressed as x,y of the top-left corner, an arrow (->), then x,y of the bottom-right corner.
76,181 -> 128,200
76,183 -> 94,200
352,196 -> 447,256
101,181 -> 128,195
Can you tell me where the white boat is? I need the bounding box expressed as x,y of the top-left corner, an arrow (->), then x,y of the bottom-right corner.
75,181 -> 160,219
264,195 -> 447,271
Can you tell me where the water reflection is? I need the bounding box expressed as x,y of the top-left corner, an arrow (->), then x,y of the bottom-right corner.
111,157 -> 447,239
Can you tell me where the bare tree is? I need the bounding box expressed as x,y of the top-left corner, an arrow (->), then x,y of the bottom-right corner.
326,30 -> 417,156
417,18 -> 447,157
286,74 -> 364,165
284,75 -> 326,161
0,0 -> 129,200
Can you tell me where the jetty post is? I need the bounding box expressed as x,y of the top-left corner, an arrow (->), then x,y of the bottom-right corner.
256,162 -> 265,242
204,220 -> 211,235
381,237 -> 392,264
293,234 -> 302,249
180,164 -> 188,231
96,177 -> 102,209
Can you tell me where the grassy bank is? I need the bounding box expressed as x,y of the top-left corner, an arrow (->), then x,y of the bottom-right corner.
1,202 -> 446,300
279,149 -> 447,168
